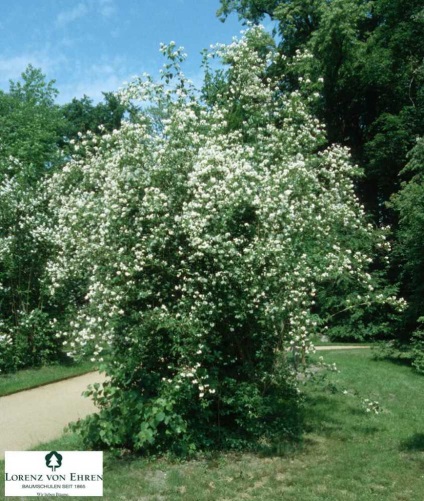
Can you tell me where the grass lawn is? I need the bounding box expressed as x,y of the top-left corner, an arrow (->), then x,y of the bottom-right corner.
1,351 -> 423,500
0,360 -> 96,396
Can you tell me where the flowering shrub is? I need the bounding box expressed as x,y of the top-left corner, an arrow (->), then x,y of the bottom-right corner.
46,28 -> 402,452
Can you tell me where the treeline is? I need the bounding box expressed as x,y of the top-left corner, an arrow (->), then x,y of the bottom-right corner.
218,0 -> 424,370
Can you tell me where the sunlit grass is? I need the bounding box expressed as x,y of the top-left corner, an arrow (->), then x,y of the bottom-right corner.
0,360 -> 96,396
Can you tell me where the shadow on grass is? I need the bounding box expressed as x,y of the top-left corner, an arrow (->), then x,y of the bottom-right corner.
349,407 -> 368,416
400,433 -> 424,451
303,394 -> 344,436
350,424 -> 380,435
254,439 -> 304,459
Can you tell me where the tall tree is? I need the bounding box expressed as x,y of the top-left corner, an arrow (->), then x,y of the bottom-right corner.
218,0 -> 424,222
0,66 -> 65,371
0,65 -> 65,175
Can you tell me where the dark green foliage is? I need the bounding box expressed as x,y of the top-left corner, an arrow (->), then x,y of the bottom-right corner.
218,0 -> 280,22
389,139 -> 424,369
316,277 -> 401,342
69,313 -> 302,455
411,328 -> 424,374
218,0 -> 424,222
392,139 -> 424,331
62,92 -> 127,142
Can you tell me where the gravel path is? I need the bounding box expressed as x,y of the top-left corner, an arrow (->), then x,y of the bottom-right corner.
315,345 -> 371,351
0,371 -> 106,459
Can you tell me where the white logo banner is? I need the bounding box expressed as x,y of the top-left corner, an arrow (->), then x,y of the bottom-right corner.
5,451 -> 103,497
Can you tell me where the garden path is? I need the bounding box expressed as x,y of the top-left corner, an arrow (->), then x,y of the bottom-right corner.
315,345 -> 371,351
0,371 -> 106,459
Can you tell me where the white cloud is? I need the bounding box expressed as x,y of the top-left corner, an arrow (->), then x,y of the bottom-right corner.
55,0 -> 116,28
56,57 -> 132,103
56,3 -> 89,28
0,55 -> 40,80
58,74 -> 123,103
0,52 -> 129,103
0,53 -> 61,89
98,0 -> 116,18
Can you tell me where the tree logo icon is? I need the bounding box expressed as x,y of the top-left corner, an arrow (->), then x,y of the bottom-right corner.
45,451 -> 63,472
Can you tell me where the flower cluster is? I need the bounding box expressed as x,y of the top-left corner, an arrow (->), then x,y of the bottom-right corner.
362,398 -> 383,415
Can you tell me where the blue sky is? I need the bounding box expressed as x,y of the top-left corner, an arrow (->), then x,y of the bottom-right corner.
0,0 -> 245,103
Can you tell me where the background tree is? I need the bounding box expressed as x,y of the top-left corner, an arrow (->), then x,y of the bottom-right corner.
389,138 -> 424,370
0,65 -> 65,175
0,66 -> 65,371
218,0 -> 424,349
62,92 -> 127,142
